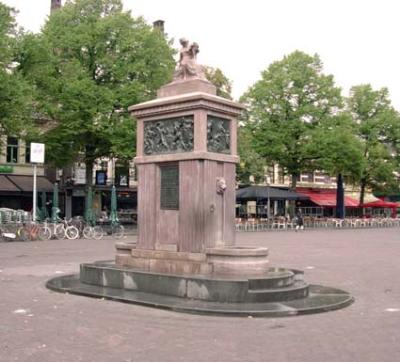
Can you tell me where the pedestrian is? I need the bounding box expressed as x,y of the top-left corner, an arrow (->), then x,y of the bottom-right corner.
295,210 -> 304,231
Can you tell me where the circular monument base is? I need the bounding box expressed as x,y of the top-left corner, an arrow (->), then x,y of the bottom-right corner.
46,262 -> 354,317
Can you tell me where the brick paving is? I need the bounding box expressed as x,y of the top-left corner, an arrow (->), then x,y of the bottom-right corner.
0,228 -> 399,362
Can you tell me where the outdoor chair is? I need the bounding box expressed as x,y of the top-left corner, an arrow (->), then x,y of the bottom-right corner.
235,218 -> 244,231
303,216 -> 314,228
271,217 -> 286,230
258,218 -> 270,230
285,218 -> 295,230
331,218 -> 344,228
245,218 -> 257,231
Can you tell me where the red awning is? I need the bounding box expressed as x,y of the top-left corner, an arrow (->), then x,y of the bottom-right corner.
361,200 -> 399,208
297,189 -> 359,207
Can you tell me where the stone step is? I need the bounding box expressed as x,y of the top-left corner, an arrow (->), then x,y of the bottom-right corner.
47,275 -> 354,317
248,268 -> 295,290
246,281 -> 309,302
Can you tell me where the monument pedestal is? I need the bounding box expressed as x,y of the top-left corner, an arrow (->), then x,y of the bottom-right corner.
120,83 -> 270,274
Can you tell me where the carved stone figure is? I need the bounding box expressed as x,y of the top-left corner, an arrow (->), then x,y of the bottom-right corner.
207,116 -> 231,154
216,177 -> 227,195
173,38 -> 206,81
143,116 -> 194,155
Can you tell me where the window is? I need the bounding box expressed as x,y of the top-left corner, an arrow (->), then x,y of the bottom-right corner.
6,137 -> 19,163
115,161 -> 129,187
25,143 -> 31,164
301,172 -> 314,183
277,167 -> 285,184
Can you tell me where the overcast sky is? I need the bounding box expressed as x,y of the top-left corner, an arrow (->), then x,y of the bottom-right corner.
3,0 -> 400,108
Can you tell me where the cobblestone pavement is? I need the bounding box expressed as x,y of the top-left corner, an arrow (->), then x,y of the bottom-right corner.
0,228 -> 399,362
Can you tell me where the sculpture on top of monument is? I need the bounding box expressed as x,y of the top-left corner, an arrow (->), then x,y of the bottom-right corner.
173,38 -> 207,81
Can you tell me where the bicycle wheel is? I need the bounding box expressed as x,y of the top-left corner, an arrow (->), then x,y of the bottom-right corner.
82,226 -> 94,239
65,226 -> 79,240
16,227 -> 29,241
93,226 -> 104,240
54,224 -> 66,239
112,224 -> 125,239
38,226 -> 51,241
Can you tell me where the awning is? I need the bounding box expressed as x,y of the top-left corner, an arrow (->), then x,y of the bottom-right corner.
236,185 -> 308,201
5,175 -> 54,192
0,175 -> 20,192
361,200 -> 399,208
346,191 -> 379,204
297,189 -> 359,207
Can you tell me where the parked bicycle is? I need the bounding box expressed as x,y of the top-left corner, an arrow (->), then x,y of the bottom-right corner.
82,223 -> 104,239
97,220 -> 125,239
61,218 -> 80,240
16,222 -> 51,241
41,219 -> 78,240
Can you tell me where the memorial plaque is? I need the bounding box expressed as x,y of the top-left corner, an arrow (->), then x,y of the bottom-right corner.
207,116 -> 230,154
160,164 -> 179,210
144,116 -> 194,155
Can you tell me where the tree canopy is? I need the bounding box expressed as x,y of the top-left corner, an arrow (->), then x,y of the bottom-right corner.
16,0 -> 175,185
241,50 -> 346,188
236,125 -> 265,184
204,66 -> 232,100
0,3 -> 33,141
347,84 -> 400,203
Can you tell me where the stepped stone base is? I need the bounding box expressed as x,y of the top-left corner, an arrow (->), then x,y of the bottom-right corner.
47,262 -> 354,317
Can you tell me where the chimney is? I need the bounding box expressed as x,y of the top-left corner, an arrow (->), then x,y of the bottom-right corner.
51,0 -> 62,13
153,20 -> 165,34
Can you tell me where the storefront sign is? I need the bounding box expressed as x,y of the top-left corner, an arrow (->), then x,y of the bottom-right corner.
118,175 -> 128,186
30,143 -> 45,163
96,171 -> 107,185
74,167 -> 86,184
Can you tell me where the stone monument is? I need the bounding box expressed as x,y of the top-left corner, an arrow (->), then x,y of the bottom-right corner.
47,38 -> 353,317
115,38 -> 269,275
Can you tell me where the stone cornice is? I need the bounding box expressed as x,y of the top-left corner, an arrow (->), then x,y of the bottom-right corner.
129,92 -> 244,119
134,151 -> 239,165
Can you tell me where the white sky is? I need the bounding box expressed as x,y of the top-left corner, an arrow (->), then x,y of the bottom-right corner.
3,0 -> 400,108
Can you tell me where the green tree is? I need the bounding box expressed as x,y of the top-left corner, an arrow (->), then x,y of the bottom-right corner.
204,66 -> 232,99
241,51 -> 343,189
0,3 -> 33,141
17,0 -> 175,186
347,84 -> 400,203
237,125 -> 266,184
306,113 -> 365,183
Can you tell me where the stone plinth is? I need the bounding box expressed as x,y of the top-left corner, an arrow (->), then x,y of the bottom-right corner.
206,247 -> 269,275
127,90 -> 245,266
115,241 -> 269,276
157,78 -> 217,98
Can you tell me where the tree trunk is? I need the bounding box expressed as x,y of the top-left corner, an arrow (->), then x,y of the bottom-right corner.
359,177 -> 367,216
85,159 -> 94,190
85,143 -> 96,190
290,173 -> 298,191
335,173 -> 345,219
288,173 -> 299,217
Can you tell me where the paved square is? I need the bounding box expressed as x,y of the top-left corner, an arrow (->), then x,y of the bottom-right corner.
0,228 -> 399,362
